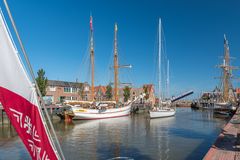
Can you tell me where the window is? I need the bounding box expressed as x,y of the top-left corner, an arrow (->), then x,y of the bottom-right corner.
72,88 -> 77,93
49,86 -> 56,92
71,97 -> 77,100
59,96 -> 65,103
84,86 -> 89,91
65,96 -> 71,100
64,87 -> 71,93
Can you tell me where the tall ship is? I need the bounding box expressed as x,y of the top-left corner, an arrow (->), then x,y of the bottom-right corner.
214,34 -> 238,115
66,17 -> 141,120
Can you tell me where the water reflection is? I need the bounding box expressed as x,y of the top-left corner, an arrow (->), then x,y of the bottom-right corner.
0,125 -> 30,160
148,117 -> 175,160
59,117 -> 149,160
0,108 -> 227,160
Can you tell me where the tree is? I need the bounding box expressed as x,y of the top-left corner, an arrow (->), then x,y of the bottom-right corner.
105,84 -> 113,100
123,86 -> 131,102
36,69 -> 48,96
143,85 -> 149,101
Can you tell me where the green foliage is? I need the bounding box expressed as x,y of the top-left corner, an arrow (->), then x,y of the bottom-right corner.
143,85 -> 149,100
123,86 -> 131,102
78,83 -> 85,100
36,69 -> 48,96
201,93 -> 211,100
106,84 -> 113,100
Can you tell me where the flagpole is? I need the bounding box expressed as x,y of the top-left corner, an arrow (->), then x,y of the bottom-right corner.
3,1 -> 65,159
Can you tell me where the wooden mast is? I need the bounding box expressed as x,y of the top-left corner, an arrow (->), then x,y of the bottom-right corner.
223,34 -> 230,102
114,23 -> 119,102
90,16 -> 95,101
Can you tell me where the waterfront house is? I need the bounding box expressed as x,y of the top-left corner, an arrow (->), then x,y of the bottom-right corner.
236,88 -> 240,101
46,80 -> 90,104
94,85 -> 107,101
142,84 -> 155,105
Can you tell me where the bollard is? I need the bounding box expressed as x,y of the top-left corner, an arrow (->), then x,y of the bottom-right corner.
50,106 -> 53,119
1,109 -> 3,125
64,111 -> 72,123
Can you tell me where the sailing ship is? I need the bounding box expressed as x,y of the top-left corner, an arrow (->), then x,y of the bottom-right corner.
149,18 -> 176,118
213,34 -> 238,116
67,19 -> 140,120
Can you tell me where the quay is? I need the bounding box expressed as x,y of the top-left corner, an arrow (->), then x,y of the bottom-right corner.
204,108 -> 240,160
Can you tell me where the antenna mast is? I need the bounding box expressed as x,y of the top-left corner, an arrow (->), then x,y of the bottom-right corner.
158,18 -> 162,108
167,59 -> 169,98
114,23 -> 119,103
90,16 -> 95,101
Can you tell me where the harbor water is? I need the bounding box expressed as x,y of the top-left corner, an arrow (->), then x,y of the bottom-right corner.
0,108 -> 228,160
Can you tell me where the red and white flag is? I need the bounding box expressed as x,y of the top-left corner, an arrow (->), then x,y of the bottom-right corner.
90,16 -> 93,31
0,10 -> 59,160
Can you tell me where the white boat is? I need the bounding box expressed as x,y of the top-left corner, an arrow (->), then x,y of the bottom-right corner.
150,108 -> 175,118
149,18 -> 176,119
214,102 -> 236,111
68,93 -> 144,120
69,103 -> 132,120
214,102 -> 233,108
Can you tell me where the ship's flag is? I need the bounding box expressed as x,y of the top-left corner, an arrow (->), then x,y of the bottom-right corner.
0,10 -> 58,160
90,16 -> 93,31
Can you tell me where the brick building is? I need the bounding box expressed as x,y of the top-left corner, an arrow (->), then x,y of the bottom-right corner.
94,85 -> 107,101
45,80 -> 155,104
236,88 -> 240,100
118,84 -> 155,104
141,84 -> 155,105
45,80 -> 90,104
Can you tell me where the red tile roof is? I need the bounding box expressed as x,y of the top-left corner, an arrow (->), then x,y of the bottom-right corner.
94,86 -> 107,94
143,84 -> 154,92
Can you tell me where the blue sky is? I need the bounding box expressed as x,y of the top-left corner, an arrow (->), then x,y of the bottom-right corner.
1,0 -> 240,97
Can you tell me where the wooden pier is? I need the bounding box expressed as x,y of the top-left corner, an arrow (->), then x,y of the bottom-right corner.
131,103 -> 151,113
0,104 -> 4,124
204,107 -> 240,160
0,104 -> 63,124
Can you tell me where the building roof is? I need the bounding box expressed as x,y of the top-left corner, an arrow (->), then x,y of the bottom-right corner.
143,84 -> 154,92
48,80 -> 88,88
95,85 -> 107,94
236,88 -> 240,94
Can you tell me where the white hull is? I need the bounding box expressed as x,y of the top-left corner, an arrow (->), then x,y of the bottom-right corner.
149,109 -> 176,118
214,102 -> 231,107
70,104 -> 131,120
214,102 -> 236,111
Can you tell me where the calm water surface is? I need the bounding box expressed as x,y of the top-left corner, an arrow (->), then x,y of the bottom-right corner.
0,108 -> 228,160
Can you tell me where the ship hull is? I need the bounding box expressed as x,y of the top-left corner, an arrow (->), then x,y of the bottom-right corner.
149,108 -> 176,118
214,102 -> 237,111
70,105 -> 131,120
